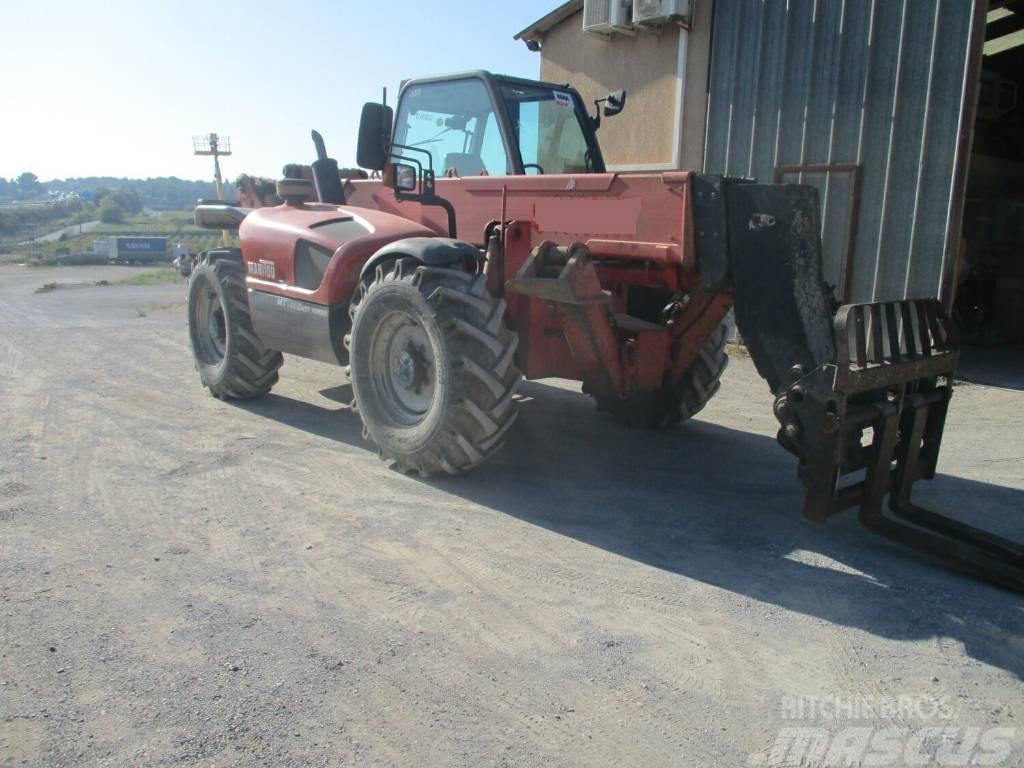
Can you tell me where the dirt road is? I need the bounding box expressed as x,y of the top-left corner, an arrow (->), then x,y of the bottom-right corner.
1,265 -> 1022,767
21,220 -> 101,245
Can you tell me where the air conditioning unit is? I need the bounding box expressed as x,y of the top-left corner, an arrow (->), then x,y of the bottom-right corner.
633,0 -> 691,25
583,0 -> 632,35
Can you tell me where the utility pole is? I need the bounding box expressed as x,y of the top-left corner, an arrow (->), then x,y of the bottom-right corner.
193,133 -> 233,247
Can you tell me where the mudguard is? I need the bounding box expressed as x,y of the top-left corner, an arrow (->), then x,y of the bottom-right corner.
360,237 -> 484,281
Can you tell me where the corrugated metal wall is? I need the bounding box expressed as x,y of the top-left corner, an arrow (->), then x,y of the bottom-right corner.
704,0 -> 978,303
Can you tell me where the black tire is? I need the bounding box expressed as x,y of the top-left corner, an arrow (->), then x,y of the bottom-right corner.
596,320 -> 730,428
346,258 -> 521,476
187,250 -> 283,399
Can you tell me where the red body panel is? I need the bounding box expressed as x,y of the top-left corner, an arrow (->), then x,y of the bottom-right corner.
239,202 -> 433,306
343,172 -> 701,293
236,171 -> 730,393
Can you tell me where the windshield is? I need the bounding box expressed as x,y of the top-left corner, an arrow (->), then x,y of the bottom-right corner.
499,82 -> 593,174
392,77 -> 597,178
392,79 -> 510,177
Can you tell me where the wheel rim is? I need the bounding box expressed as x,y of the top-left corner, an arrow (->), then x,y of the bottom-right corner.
368,311 -> 436,426
194,283 -> 227,365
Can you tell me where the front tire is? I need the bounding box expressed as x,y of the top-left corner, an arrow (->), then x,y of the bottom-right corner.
347,258 -> 521,476
187,250 -> 283,399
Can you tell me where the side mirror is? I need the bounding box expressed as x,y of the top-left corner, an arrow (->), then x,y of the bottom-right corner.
603,89 -> 626,117
591,89 -> 627,130
356,102 -> 394,171
393,163 -> 418,192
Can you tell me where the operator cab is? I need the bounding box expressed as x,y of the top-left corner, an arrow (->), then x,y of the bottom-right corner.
391,71 -> 611,177
358,70 -> 625,181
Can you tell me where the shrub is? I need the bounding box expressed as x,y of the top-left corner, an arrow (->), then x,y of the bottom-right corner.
98,201 -> 125,224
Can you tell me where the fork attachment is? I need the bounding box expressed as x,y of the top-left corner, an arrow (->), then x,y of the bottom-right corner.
782,299 -> 1024,592
718,178 -> 1024,592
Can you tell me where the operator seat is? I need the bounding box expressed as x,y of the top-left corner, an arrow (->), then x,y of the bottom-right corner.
443,153 -> 486,177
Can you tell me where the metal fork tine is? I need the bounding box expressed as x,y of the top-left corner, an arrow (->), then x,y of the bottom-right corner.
915,301 -> 931,355
854,306 -> 867,368
901,302 -> 917,357
925,302 -> 946,350
885,302 -> 901,361
870,303 -> 884,364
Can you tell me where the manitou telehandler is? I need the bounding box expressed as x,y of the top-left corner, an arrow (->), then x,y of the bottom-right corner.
186,71 -> 1022,591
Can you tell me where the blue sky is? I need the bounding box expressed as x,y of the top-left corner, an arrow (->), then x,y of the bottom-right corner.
0,0 -> 555,181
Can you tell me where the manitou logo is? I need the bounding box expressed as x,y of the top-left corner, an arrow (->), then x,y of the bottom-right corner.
247,260 -> 275,279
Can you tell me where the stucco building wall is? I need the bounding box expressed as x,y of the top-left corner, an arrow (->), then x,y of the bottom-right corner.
539,12 -> 681,169
532,3 -> 712,171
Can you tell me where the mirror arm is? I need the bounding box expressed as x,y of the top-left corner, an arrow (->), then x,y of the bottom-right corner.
389,157 -> 456,238
591,97 -> 607,131
380,87 -> 390,160
395,187 -> 457,239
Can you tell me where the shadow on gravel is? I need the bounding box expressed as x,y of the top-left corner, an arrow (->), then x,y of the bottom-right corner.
236,390 -> 363,446
239,379 -> 1024,679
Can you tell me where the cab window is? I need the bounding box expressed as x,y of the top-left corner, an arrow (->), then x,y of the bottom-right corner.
501,84 -> 592,174
392,79 -> 510,177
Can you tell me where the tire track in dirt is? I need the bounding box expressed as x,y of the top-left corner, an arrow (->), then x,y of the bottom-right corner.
4,266 -> 1023,766
439,538 -> 752,689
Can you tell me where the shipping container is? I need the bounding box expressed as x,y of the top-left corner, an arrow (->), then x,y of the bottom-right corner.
107,236 -> 169,264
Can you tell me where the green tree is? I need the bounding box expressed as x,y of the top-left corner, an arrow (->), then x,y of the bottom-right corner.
111,188 -> 143,214
13,172 -> 42,201
98,200 -> 125,224
93,186 -> 142,215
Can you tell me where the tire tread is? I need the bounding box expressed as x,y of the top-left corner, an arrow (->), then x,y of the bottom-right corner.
347,257 -> 521,476
187,250 -> 283,400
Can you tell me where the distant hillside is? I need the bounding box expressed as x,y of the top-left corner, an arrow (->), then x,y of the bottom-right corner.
0,175 -> 229,252
43,177 -> 222,210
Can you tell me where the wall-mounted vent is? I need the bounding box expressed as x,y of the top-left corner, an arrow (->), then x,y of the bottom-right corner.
583,0 -> 632,35
633,0 -> 691,25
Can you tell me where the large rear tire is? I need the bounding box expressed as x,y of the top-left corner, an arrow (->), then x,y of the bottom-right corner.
596,319 -> 730,428
346,258 -> 521,476
187,250 -> 283,399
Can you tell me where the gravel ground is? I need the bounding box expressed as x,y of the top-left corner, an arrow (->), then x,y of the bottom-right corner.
1,265 -> 1022,767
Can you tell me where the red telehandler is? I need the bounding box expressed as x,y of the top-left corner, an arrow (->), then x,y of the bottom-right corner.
187,71 -> 1022,591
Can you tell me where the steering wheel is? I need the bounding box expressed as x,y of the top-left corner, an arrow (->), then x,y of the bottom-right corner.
523,163 -> 545,175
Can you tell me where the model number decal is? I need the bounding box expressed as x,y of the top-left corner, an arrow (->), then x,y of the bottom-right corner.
247,260 -> 275,279
275,296 -> 328,318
